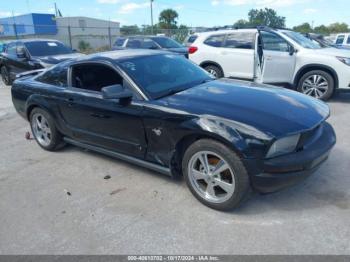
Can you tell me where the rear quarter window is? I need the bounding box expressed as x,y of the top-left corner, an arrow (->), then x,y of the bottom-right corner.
204,35 -> 225,47
36,65 -> 68,87
347,36 -> 350,44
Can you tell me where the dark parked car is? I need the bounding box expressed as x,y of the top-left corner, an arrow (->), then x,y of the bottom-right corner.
112,36 -> 189,57
0,39 -> 82,85
12,50 -> 336,210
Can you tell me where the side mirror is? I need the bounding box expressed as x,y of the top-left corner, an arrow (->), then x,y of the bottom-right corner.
16,46 -> 26,59
102,84 -> 133,102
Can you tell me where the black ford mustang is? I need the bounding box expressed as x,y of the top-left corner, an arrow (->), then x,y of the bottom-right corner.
11,50 -> 336,210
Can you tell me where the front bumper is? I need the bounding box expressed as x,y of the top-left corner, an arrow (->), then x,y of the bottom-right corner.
244,122 -> 336,193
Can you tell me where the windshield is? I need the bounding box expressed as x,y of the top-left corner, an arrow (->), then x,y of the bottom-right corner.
151,37 -> 183,49
283,31 -> 322,49
119,54 -> 213,99
24,41 -> 73,56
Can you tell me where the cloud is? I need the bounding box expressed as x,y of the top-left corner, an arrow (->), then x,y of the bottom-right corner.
174,5 -> 184,10
211,0 -> 307,7
0,11 -> 12,18
97,0 -> 121,3
303,8 -> 318,14
118,2 -> 149,14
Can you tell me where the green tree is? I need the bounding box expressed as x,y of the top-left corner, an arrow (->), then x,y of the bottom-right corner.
159,9 -> 179,30
314,25 -> 330,35
293,23 -> 313,33
78,40 -> 91,53
174,24 -> 189,42
247,8 -> 286,28
327,22 -> 349,33
233,19 -> 251,28
120,25 -> 140,36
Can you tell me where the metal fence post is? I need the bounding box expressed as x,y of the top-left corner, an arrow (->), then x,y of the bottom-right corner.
68,26 -> 72,48
108,27 -> 112,49
13,23 -> 18,39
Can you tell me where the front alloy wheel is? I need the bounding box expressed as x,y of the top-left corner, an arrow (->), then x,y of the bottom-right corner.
183,139 -> 250,211
297,70 -> 335,101
188,151 -> 235,204
301,75 -> 329,99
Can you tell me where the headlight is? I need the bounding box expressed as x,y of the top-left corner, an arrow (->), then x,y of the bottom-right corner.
336,57 -> 350,66
266,134 -> 300,158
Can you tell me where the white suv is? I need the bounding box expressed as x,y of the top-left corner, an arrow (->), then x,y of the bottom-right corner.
189,27 -> 350,100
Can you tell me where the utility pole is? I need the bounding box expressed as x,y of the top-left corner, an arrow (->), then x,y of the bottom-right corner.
54,2 -> 58,17
150,0 -> 154,35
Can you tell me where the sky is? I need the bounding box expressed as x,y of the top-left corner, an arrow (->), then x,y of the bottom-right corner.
0,0 -> 349,28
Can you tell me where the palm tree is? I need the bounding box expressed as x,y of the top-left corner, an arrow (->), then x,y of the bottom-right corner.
159,9 -> 179,30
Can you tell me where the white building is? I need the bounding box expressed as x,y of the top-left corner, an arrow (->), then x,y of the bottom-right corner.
55,16 -> 120,50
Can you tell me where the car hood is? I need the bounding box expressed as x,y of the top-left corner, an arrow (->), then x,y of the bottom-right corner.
34,53 -> 83,66
314,47 -> 350,57
158,79 -> 330,138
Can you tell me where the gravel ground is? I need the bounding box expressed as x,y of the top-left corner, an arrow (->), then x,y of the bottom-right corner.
0,80 -> 349,255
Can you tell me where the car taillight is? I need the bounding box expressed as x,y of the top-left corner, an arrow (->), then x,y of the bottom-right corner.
188,46 -> 198,54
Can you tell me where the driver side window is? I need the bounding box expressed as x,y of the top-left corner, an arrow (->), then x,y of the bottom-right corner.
71,63 -> 124,92
261,31 -> 290,52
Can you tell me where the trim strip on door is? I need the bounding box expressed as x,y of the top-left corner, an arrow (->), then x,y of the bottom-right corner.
64,137 -> 172,176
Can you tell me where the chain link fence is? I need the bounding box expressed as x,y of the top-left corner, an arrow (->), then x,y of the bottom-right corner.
0,23 -> 191,53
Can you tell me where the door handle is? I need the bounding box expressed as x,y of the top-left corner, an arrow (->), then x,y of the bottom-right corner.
90,113 -> 111,119
265,56 -> 273,61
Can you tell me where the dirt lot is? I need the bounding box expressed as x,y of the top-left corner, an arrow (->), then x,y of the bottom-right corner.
0,81 -> 350,255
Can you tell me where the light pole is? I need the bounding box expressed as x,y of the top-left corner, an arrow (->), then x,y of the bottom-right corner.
150,0 -> 154,35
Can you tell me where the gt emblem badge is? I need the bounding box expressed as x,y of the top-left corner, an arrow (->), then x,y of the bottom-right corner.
152,128 -> 162,136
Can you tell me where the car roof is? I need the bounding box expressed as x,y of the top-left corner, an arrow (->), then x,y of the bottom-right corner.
120,35 -> 170,39
75,49 -> 171,63
5,39 -> 64,44
195,28 -> 258,36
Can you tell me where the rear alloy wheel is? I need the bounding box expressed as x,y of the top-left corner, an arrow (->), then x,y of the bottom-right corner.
1,66 -> 12,86
297,70 -> 334,101
30,108 -> 65,151
204,65 -> 223,79
183,139 -> 250,211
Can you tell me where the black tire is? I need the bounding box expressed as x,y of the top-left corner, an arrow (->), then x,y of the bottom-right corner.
29,108 -> 65,151
1,66 -> 12,86
182,139 -> 251,211
297,70 -> 335,101
204,64 -> 224,79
